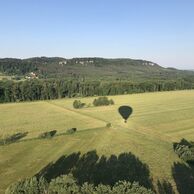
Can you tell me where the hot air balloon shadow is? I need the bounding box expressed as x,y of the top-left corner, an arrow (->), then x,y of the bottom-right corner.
118,106 -> 133,123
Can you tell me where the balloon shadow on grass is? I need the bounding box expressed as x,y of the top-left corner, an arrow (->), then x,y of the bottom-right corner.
36,150 -> 153,189
118,106 -> 133,123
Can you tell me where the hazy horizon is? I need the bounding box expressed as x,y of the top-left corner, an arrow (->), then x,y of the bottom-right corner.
1,0 -> 194,70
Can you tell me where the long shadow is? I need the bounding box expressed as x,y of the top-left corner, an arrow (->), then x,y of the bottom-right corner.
157,180 -> 175,194
37,152 -> 80,180
0,132 -> 28,146
37,150 -> 153,189
172,162 -> 194,194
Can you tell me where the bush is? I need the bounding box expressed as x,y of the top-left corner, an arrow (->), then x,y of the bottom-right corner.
49,174 -> 79,193
0,132 -> 28,145
93,97 -> 114,107
66,128 -> 77,134
73,100 -> 85,109
38,130 -> 57,139
173,139 -> 194,162
106,123 -> 112,128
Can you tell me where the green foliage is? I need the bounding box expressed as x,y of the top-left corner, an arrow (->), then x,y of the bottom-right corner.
2,91 -> 194,193
0,132 -> 28,145
93,97 -> 114,107
106,123 -> 112,128
73,100 -> 85,109
173,139 -> 194,162
0,78 -> 194,103
6,174 -> 154,194
5,177 -> 48,194
0,57 -> 194,103
80,182 -> 97,194
38,130 -> 57,139
1,57 -> 194,83
66,128 -> 77,134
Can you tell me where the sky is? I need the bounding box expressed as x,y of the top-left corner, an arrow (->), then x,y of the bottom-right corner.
0,0 -> 194,69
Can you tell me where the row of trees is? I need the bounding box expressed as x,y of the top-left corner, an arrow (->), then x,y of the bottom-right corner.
73,97 -> 114,109
93,97 -> 114,106
6,174 -> 154,194
0,79 -> 194,103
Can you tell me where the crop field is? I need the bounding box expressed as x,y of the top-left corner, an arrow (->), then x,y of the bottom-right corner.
1,90 -> 194,193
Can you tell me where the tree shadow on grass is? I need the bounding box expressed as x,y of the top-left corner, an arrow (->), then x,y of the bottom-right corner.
37,152 -> 80,180
172,162 -> 194,194
0,132 -> 28,145
157,180 -> 175,194
37,150 -> 153,189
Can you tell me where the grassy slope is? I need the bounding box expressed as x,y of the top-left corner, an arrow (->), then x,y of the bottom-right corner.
1,90 -> 194,193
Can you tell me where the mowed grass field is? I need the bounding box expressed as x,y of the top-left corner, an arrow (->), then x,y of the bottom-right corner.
1,90 -> 194,193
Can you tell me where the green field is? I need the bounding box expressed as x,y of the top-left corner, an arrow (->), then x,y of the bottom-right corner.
0,75 -> 11,80
1,90 -> 194,193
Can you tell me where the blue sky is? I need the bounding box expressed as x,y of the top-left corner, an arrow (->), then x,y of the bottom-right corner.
0,0 -> 194,69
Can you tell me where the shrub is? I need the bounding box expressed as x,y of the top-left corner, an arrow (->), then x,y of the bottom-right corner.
0,132 -> 28,145
93,97 -> 114,107
38,130 -> 57,139
173,139 -> 194,162
106,123 -> 112,128
174,144 -> 194,162
112,181 -> 154,194
49,174 -> 79,193
173,138 -> 191,149
73,100 -> 85,109
66,128 -> 77,134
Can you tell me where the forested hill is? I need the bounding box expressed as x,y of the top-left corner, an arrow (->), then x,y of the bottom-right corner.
1,57 -> 194,103
0,57 -> 193,81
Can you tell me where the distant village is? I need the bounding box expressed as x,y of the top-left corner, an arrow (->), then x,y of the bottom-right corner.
25,72 -> 38,80
25,60 -> 95,80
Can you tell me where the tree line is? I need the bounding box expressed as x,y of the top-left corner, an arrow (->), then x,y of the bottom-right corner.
0,78 -> 194,103
6,174 -> 154,194
6,150 -> 154,193
73,97 -> 114,109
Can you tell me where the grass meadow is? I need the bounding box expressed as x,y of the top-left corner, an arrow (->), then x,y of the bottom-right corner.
1,90 -> 194,193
